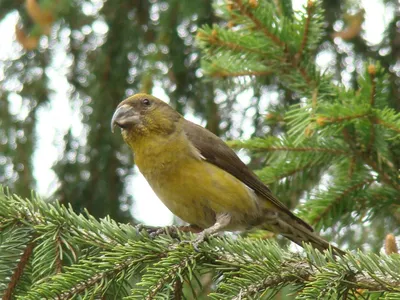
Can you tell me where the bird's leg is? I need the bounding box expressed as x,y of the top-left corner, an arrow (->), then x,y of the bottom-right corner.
192,213 -> 231,248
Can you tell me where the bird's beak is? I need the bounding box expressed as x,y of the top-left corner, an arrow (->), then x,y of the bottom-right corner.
111,105 -> 140,133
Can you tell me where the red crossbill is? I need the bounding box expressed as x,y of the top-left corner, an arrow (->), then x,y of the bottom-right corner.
111,93 -> 343,255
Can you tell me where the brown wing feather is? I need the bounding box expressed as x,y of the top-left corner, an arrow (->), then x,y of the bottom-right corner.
183,119 -> 313,232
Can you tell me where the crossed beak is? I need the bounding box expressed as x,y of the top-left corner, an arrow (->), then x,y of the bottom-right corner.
111,105 -> 140,133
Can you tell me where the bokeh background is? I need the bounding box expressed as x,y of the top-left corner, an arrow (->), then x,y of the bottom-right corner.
0,0 -> 398,226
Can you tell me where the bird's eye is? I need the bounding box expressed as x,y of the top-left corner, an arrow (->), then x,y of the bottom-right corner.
142,99 -> 151,106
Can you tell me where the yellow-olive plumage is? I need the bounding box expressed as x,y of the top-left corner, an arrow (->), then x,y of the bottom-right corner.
111,93 -> 343,255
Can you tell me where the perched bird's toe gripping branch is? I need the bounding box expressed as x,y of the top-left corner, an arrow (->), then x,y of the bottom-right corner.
111,93 -> 345,256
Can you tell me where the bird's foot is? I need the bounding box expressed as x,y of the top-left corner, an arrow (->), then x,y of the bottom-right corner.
135,224 -> 153,234
191,231 -> 207,251
181,231 -> 219,252
149,226 -> 178,238
182,217 -> 231,251
135,224 -> 177,238
136,224 -> 203,239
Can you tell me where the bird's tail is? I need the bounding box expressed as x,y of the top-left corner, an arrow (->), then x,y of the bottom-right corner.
262,210 -> 345,256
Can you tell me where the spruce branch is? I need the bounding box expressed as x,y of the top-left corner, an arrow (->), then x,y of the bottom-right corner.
308,177 -> 375,227
316,112 -> 371,126
298,248 -> 400,299
231,0 -> 315,87
230,142 -> 348,155
197,27 -> 268,56
348,155 -> 356,178
228,136 -> 349,156
367,64 -> 377,154
25,239 -> 167,299
197,0 -> 331,97
256,157 -> 327,186
302,178 -> 399,233
208,239 -> 400,299
342,128 -> 400,191
3,242 -> 34,300
199,49 -> 273,79
296,0 -> 315,62
54,229 -> 63,274
259,146 -> 347,155
0,224 -> 35,299
173,279 -> 183,300
374,117 -> 400,134
1,189 -> 400,298
233,0 -> 285,47
55,255 -> 134,300
368,64 -> 377,107
31,224 -> 77,284
267,161 -> 313,182
127,236 -> 208,299
311,87 -> 318,116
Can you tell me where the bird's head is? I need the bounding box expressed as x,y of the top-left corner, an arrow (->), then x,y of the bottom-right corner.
111,93 -> 181,141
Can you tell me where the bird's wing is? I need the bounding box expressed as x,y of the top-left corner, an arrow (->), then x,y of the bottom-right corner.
183,119 -> 313,232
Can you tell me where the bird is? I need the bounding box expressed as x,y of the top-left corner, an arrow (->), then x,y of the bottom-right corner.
111,93 -> 344,255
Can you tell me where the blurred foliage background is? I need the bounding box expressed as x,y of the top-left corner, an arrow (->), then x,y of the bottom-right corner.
0,0 -> 399,226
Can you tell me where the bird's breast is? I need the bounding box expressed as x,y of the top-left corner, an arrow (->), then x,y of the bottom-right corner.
132,136 -> 261,229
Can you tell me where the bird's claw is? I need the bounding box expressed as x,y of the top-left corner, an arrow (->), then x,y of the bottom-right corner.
149,227 -> 168,238
192,232 -> 206,251
135,224 -> 146,234
179,231 -> 211,252
136,224 -> 217,250
149,226 -> 178,238
135,224 -> 178,238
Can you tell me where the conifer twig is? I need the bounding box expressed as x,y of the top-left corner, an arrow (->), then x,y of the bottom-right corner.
296,0 -> 315,62
212,245 -> 400,297
203,31 -> 268,56
311,178 -> 375,225
317,112 -> 370,125
231,267 -> 310,300
58,257 -> 134,300
348,156 -> 356,178
273,0 -> 283,16
367,64 -> 377,153
2,187 -> 400,298
55,229 -> 63,274
3,242 -> 35,300
374,118 -> 400,134
368,65 -> 376,107
253,146 -> 348,155
173,279 -> 183,300
233,0 -> 285,47
311,87 -> 318,112
269,161 -> 315,181
147,254 -> 201,299
342,129 -> 400,191
233,0 -> 314,87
